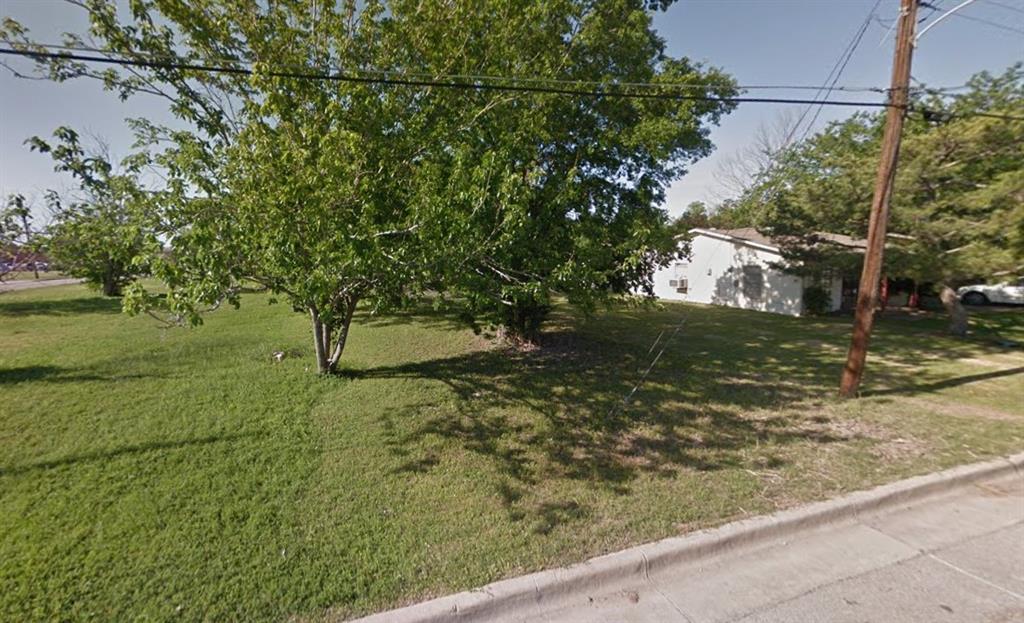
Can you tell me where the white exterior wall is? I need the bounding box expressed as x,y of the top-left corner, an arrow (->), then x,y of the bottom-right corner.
828,276 -> 843,311
653,234 -> 808,316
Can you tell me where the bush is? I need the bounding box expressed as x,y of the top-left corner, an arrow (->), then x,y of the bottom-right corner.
804,285 -> 830,316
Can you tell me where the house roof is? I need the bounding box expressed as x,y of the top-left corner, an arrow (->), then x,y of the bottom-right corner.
690,227 -> 869,252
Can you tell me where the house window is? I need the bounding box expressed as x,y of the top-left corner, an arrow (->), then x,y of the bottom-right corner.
742,264 -> 764,300
673,263 -> 689,294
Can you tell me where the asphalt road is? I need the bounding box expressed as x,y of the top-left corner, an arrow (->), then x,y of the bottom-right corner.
0,278 -> 82,292
525,473 -> 1024,623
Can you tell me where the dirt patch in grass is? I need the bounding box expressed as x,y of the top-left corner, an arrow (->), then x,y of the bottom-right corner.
906,397 -> 1022,422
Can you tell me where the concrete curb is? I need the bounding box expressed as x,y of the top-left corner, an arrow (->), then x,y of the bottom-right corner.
353,452 -> 1024,623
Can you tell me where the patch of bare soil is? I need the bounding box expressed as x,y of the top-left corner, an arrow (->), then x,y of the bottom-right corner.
872,436 -> 930,462
905,397 -> 1022,421
804,407 -> 930,463
958,357 -> 1022,368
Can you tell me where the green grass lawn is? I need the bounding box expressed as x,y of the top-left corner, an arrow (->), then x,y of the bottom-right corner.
2,285 -> 1022,621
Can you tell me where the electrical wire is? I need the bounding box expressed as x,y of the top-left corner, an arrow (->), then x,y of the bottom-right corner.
981,0 -> 1024,14
910,106 -> 1024,121
0,47 -> 896,108
794,0 -> 884,144
13,41 -> 985,96
5,41 -> 906,94
919,0 -> 948,22
1,42 -> 998,97
2,47 -> 1021,121
947,10 -> 1024,34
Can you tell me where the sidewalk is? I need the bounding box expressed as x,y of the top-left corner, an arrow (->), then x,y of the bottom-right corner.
357,459 -> 1023,623
528,472 -> 1023,622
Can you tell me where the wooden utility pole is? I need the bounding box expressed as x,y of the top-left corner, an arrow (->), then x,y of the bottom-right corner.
839,0 -> 919,397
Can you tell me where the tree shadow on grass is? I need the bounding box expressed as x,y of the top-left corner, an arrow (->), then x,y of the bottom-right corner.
0,365 -> 159,385
862,366 -> 1024,397
364,330 -> 852,527
0,295 -> 121,317
0,431 -> 259,476
353,302 -> 472,333
359,303 -> 1023,530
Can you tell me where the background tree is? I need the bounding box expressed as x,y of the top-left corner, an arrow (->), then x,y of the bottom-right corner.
28,128 -> 155,297
0,194 -> 38,282
713,110 -> 802,201
669,201 -> 710,235
727,64 -> 1024,334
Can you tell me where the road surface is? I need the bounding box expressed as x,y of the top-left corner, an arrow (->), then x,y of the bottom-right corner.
0,278 -> 82,292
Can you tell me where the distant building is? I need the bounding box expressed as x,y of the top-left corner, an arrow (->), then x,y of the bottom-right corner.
652,228 -> 866,317
0,242 -> 49,272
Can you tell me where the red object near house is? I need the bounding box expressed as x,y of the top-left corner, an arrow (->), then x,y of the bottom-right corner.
908,287 -> 920,309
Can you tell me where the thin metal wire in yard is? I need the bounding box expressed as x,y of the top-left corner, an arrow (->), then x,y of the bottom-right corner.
609,313 -> 688,419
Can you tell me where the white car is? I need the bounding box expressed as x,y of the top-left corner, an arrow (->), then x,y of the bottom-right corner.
958,278 -> 1024,305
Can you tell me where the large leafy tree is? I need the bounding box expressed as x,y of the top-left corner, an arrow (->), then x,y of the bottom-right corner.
722,65 -> 1024,333
3,0 -> 734,370
432,3 -> 736,342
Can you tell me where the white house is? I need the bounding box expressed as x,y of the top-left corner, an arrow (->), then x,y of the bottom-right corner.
652,228 -> 854,317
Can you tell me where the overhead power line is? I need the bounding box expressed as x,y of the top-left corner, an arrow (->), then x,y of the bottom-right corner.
1,47 -> 1022,122
915,108 -> 1024,121
917,0 -> 1024,40
16,40 -> 986,96
919,0 -> 948,22
0,47 -> 896,108
6,41 -> 910,94
947,10 -> 1024,34
981,0 -> 1024,14
793,0 -> 884,145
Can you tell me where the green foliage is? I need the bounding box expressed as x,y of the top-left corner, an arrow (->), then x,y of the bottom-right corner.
28,128 -> 155,296
730,64 -> 1024,286
3,0 -> 736,367
433,4 -> 737,341
0,194 -> 35,280
802,284 -> 830,316
668,201 -> 710,237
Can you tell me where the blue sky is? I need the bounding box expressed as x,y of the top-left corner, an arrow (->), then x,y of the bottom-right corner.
1,0 -> 1022,218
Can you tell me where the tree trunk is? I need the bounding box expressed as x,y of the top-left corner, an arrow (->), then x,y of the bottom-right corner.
325,298 -> 358,373
309,298 -> 359,375
501,299 -> 550,347
310,306 -> 329,374
20,213 -> 37,279
101,278 -> 121,297
939,285 -> 968,337
101,262 -> 121,296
